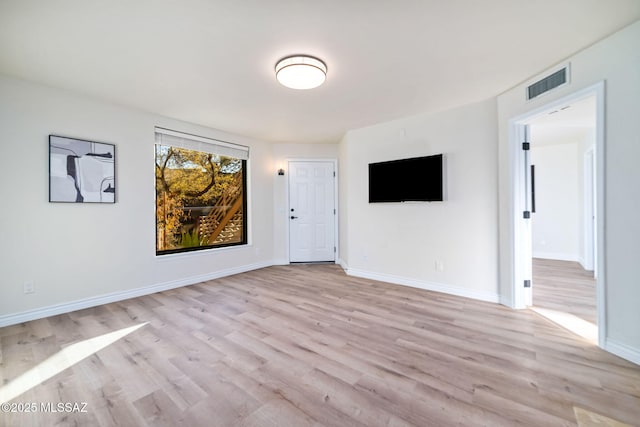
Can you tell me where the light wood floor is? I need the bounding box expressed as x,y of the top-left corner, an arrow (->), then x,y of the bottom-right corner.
533,258 -> 597,324
1,264 -> 639,426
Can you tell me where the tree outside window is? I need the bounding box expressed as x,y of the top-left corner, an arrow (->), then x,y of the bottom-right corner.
155,144 -> 246,254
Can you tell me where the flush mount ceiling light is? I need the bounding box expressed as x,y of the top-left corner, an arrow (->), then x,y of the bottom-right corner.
275,55 -> 327,90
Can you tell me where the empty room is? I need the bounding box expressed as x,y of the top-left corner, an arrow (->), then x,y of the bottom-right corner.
1,1 -> 639,426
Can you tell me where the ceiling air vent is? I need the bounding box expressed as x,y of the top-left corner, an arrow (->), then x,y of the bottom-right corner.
527,67 -> 568,100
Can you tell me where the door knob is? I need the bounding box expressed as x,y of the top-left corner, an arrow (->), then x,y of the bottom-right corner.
290,216 -> 298,219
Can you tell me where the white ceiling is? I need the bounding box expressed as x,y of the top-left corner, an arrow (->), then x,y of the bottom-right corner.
1,1 -> 639,144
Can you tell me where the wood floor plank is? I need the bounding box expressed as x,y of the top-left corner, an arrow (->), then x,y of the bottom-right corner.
533,258 -> 597,324
1,263 -> 638,426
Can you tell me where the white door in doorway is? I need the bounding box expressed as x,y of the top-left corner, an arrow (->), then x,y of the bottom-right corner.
289,161 -> 336,262
523,124 -> 533,307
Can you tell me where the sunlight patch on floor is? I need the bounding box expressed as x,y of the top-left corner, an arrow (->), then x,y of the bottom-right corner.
0,322 -> 148,403
574,406 -> 632,427
531,307 -> 597,344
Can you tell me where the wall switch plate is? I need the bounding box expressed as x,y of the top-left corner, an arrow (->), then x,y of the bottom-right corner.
23,281 -> 35,294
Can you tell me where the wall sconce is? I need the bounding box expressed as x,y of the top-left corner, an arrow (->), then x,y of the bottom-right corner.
277,168 -> 285,176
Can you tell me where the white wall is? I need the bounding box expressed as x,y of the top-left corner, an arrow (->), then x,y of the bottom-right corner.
530,140 -> 581,261
497,20 -> 640,362
338,135 -> 350,270
340,98 -> 500,302
529,116 -> 596,267
0,75 -> 275,325
271,143 -> 339,263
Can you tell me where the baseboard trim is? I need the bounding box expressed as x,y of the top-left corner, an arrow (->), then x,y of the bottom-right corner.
577,257 -> 595,272
499,294 -> 515,308
605,338 -> 640,366
346,268 -> 500,304
532,252 -> 580,262
0,261 -> 274,328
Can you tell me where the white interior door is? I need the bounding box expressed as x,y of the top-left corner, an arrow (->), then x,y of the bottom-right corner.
523,125 -> 533,307
289,161 -> 335,262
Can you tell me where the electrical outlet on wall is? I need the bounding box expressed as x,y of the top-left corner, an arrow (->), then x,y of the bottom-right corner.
23,280 -> 35,294
435,260 -> 444,272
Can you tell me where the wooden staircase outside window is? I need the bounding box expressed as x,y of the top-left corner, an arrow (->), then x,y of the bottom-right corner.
197,172 -> 244,245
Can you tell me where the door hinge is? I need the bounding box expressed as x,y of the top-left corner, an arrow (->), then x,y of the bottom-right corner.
522,142 -> 530,151
333,171 -> 336,177
523,211 -> 531,219
333,208 -> 336,215
524,280 -> 531,288
334,246 -> 336,253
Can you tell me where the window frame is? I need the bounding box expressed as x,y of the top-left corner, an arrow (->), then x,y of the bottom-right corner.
154,128 -> 249,256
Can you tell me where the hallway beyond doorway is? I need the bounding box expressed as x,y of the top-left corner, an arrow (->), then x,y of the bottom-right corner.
531,258 -> 597,343
532,258 -> 596,324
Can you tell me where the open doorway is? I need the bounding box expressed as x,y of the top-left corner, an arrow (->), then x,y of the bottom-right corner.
528,96 -> 597,339
509,83 -> 604,346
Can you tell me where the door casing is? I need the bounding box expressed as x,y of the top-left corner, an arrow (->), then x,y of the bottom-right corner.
507,82 -> 605,347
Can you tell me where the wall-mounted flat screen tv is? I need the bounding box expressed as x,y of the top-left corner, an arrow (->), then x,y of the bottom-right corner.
369,154 -> 444,203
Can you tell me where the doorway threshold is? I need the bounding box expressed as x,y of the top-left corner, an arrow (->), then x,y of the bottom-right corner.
531,306 -> 598,344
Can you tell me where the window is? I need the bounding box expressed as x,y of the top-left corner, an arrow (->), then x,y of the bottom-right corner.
155,128 -> 249,255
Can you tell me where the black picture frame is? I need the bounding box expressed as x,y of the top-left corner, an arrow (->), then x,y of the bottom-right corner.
49,135 -> 116,203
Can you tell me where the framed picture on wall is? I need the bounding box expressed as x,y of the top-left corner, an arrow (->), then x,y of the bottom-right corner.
49,135 -> 116,203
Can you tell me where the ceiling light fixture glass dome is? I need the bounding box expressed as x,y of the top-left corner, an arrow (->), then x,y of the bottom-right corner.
275,55 -> 327,90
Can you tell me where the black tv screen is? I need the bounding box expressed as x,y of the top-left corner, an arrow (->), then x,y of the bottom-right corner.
369,154 -> 443,203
